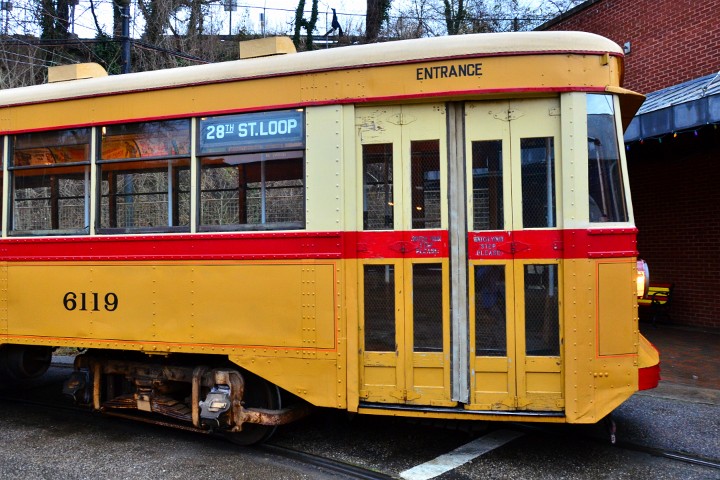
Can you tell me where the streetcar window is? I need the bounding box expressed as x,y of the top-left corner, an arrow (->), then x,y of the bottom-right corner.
521,137 -> 556,228
411,140 -> 441,229
98,120 -> 191,233
199,154 -> 304,230
587,94 -> 628,222
9,129 -> 91,235
471,140 -> 503,230
197,110 -> 305,231
363,143 -> 394,230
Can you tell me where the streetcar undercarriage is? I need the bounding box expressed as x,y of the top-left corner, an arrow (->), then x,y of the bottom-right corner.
61,351 -> 310,444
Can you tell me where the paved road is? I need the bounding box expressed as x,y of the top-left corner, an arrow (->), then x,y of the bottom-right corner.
0,365 -> 717,480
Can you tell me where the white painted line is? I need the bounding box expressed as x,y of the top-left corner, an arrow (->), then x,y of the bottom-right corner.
399,429 -> 524,480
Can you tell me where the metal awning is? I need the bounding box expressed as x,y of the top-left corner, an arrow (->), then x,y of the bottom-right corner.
624,72 -> 720,142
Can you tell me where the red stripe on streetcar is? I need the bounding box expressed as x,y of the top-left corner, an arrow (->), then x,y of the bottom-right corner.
467,228 -> 637,260
0,232 -> 344,262
0,228 -> 635,262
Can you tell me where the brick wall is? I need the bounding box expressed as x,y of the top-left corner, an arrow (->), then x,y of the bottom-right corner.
544,0 -> 720,330
627,127 -> 720,330
543,0 -> 720,94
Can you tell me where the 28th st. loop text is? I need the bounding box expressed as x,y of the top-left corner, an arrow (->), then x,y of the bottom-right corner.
63,292 -> 118,312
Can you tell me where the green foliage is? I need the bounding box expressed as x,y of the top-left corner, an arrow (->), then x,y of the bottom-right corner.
92,33 -> 123,75
292,0 -> 319,51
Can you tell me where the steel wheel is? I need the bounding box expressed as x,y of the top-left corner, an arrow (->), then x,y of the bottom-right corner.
222,374 -> 281,445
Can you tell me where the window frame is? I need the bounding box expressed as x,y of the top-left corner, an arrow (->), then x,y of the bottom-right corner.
8,128 -> 92,236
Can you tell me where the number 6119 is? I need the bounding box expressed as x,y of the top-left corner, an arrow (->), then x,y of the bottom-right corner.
63,292 -> 118,312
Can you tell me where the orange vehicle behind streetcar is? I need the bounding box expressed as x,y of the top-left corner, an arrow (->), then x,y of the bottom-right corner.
0,31 -> 659,444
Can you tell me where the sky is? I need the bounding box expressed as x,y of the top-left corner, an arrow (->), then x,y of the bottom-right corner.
14,0 -> 379,39
6,0 -> 551,39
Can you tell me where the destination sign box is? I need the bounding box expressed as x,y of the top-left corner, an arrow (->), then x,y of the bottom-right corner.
198,109 -> 305,155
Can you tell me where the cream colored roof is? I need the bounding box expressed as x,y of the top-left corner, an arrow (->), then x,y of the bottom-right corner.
0,31 -> 622,107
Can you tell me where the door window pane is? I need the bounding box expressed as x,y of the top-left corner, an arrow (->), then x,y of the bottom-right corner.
411,140 -> 440,229
413,263 -> 443,352
524,264 -> 559,356
363,144 -> 393,230
364,265 -> 396,352
521,137 -> 556,228
472,140 -> 503,230
474,265 -> 507,356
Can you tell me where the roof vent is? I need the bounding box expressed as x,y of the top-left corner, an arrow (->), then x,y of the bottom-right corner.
47,63 -> 108,83
239,37 -> 296,59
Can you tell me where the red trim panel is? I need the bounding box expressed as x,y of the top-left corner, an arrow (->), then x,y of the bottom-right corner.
0,228 -> 636,262
352,230 -> 449,259
468,228 -> 637,260
638,363 -> 661,390
0,232 -> 344,261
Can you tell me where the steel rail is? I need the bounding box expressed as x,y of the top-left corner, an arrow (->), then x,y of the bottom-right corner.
258,444 -> 395,480
509,423 -> 720,471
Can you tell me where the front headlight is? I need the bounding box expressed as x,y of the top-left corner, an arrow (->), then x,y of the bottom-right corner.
636,260 -> 649,298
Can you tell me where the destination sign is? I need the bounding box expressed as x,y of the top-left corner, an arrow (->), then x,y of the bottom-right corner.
198,109 -> 305,155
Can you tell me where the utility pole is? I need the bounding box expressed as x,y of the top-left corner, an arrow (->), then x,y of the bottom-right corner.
120,0 -> 131,74
224,0 -> 237,36
1,1 -> 11,36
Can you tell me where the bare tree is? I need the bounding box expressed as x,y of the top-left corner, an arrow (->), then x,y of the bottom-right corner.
387,0 -> 437,39
366,0 -> 392,42
443,0 -> 467,35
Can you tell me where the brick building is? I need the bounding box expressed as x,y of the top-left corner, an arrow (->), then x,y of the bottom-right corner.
539,0 -> 720,330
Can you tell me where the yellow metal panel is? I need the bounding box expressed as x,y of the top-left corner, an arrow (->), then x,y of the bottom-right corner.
342,105 -> 359,232
526,372 -> 563,394
3,54 -> 624,133
306,106 -> 344,232
559,92 -> 587,228
229,354 -> 339,408
344,258 -> 360,412
358,405 -> 567,423
562,259 -> 597,422
562,259 -> 637,423
474,372 -> 509,394
597,261 -> 637,356
638,334 -> 659,368
6,262 -> 336,350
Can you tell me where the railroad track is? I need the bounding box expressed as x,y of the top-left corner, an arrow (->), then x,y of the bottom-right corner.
0,366 -> 393,480
612,438 -> 720,471
510,423 -> 720,472
2,363 -> 718,478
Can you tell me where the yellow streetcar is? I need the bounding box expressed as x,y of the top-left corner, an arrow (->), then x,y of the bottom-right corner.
0,31 -> 659,444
